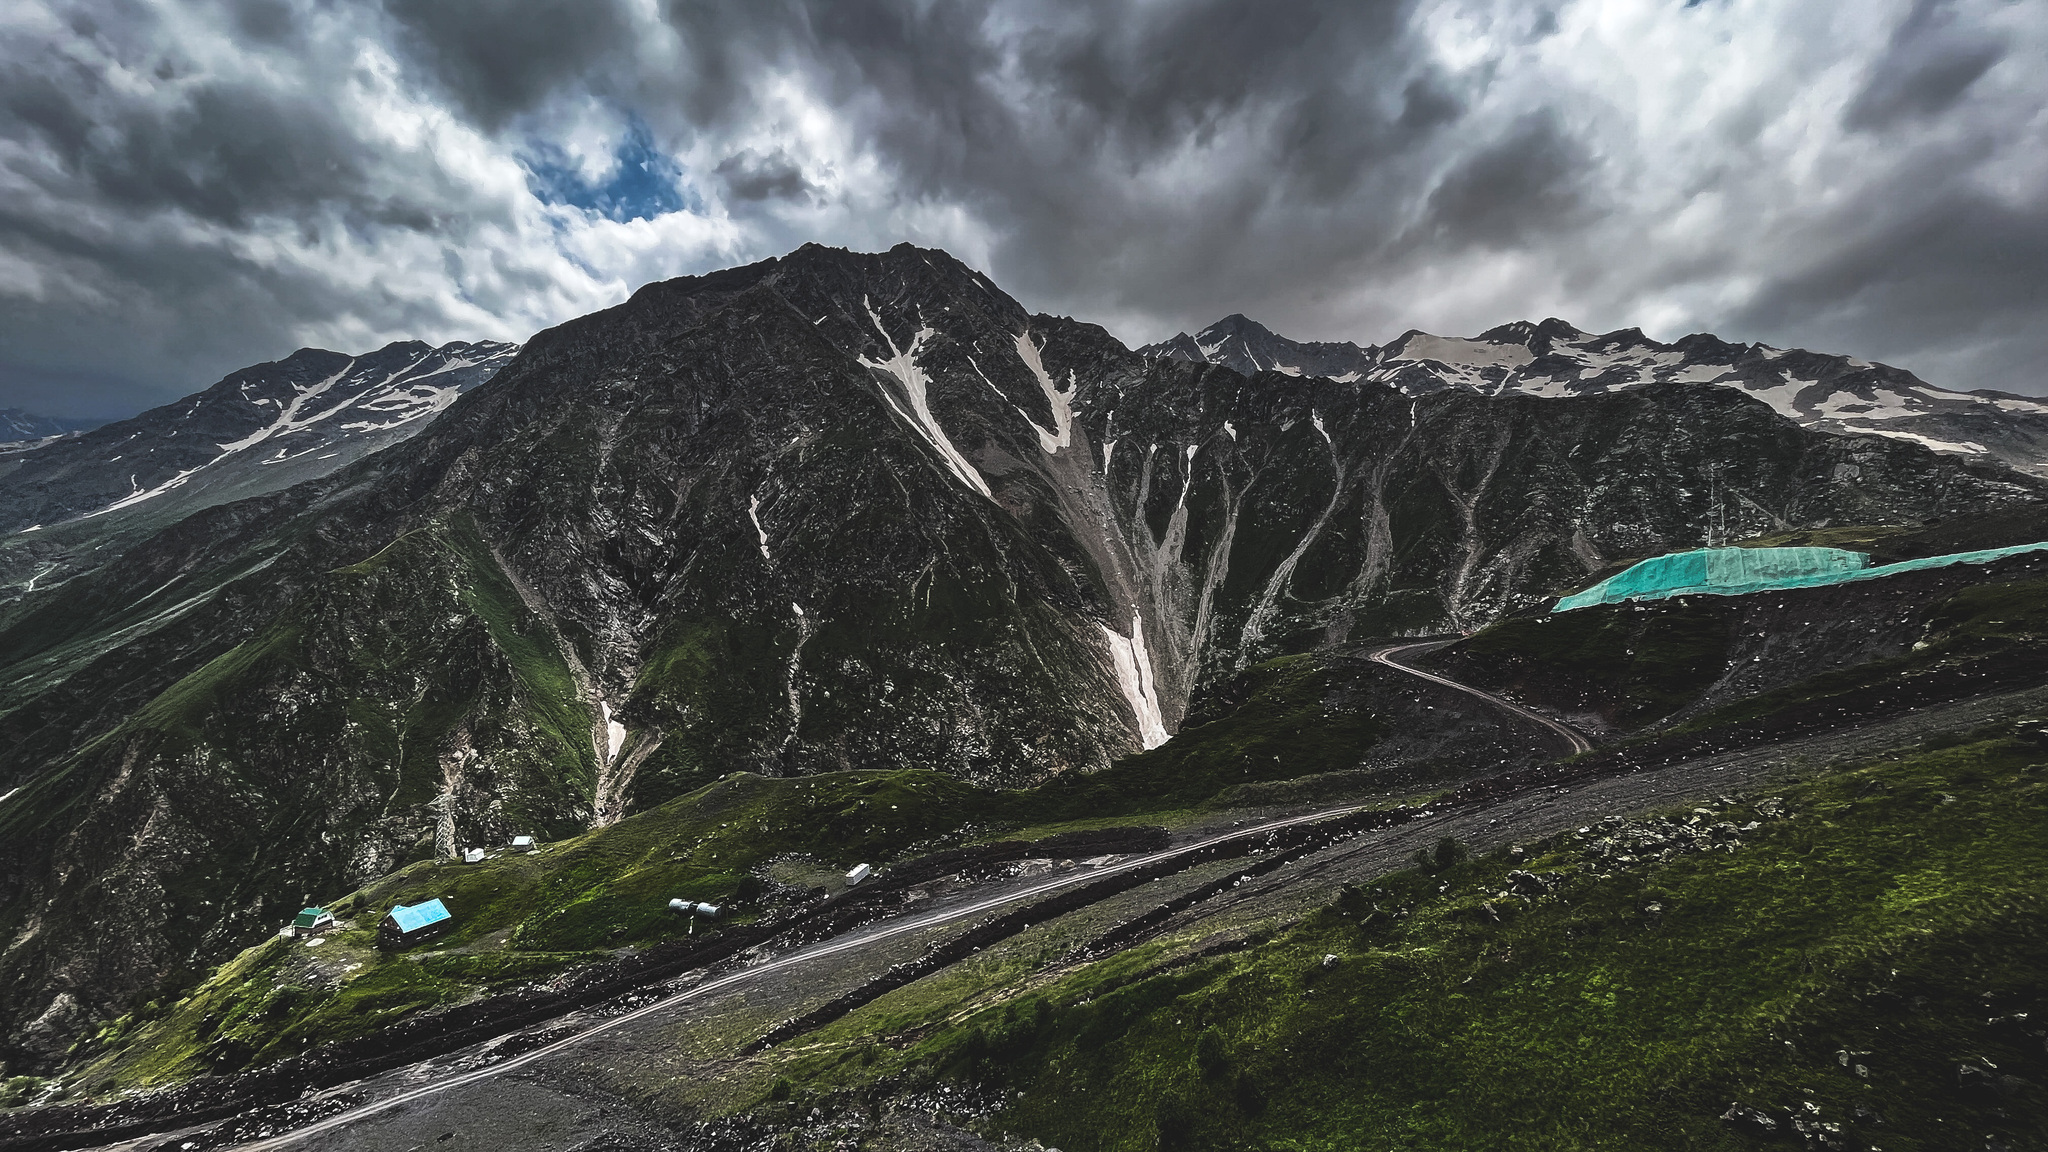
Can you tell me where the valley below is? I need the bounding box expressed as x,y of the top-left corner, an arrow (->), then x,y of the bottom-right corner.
1,244 -> 2044,1152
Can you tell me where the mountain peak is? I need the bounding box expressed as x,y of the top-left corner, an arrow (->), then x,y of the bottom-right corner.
1474,320 -> 1540,345
1139,314 -> 1375,380
0,408 -> 94,445
1197,313 -> 1277,340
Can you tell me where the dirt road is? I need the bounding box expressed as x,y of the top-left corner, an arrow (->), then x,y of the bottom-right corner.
109,800 -> 1397,1152
139,642 -> 1579,1150
1369,640 -> 1593,754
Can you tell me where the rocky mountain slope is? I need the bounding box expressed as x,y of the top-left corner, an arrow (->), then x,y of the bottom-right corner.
1145,314 -> 2048,476
1,243 -> 2041,1074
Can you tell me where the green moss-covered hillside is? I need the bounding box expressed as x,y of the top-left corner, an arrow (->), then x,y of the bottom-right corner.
72,767 -> 988,1089
999,652 -> 1392,822
771,732 -> 2048,1151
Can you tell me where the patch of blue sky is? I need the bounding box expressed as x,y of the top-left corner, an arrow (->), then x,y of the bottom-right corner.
524,117 -> 699,223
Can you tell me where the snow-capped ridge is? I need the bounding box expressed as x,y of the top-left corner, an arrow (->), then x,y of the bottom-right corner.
1142,313 -> 2048,476
0,339 -> 520,536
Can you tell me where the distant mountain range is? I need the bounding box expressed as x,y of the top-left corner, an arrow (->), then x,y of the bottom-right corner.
1143,314 -> 2048,476
0,409 -> 101,447
0,340 -> 518,601
0,340 -> 518,535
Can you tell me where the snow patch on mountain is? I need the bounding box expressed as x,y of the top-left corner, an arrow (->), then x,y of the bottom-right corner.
860,299 -> 993,500
1736,375 -> 1815,420
1100,613 -> 1168,749
1813,389 -> 1924,421
748,494 -> 773,562
0,340 -> 519,556
84,468 -> 202,518
1859,428 -> 1990,455
1390,333 -> 1534,371
216,363 -> 357,453
1013,331 -> 1076,453
600,701 -> 626,764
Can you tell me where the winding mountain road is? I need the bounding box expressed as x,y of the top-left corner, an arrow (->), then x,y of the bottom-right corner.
1369,639 -> 1594,755
77,640 -> 1593,1152
125,800 -> 1395,1152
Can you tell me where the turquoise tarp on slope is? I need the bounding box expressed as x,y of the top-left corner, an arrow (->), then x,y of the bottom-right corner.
1553,541 -> 2048,612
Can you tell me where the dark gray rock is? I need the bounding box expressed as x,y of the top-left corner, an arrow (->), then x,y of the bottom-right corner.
1719,1102 -> 1778,1135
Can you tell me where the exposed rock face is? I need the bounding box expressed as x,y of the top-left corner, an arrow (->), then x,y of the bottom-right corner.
0,243 -> 2040,1070
1144,314 -> 2048,476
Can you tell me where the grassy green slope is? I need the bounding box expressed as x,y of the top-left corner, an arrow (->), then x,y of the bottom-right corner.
1001,652 -> 1390,822
73,768 -> 986,1088
1450,604 -> 1734,727
775,732 -> 2048,1152
72,643 -> 1414,1091
0,517 -> 616,1075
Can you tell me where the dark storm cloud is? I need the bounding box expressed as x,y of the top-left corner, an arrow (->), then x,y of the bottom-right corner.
1844,0 -> 2006,131
1,0 -> 2045,420
42,80 -> 380,228
1414,115 -> 1596,248
693,0 -> 1459,329
224,0 -> 296,43
1731,188 -> 2048,389
381,0 -> 643,130
715,150 -> 817,203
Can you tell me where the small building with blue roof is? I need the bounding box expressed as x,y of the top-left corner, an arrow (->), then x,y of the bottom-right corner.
379,898 -> 454,949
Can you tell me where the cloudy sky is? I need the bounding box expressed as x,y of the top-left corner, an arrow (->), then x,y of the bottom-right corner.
3,0 -> 2044,420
